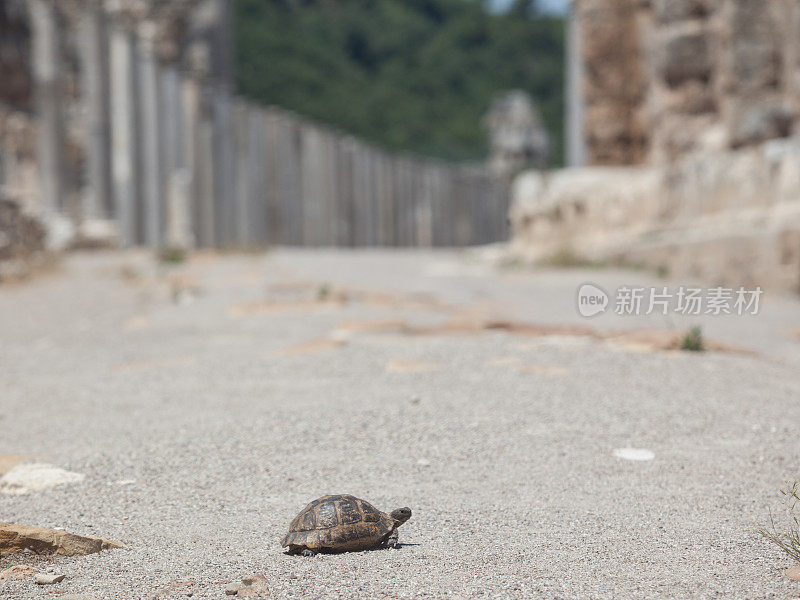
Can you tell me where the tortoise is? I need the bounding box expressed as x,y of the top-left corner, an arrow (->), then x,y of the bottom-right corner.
281,494 -> 412,556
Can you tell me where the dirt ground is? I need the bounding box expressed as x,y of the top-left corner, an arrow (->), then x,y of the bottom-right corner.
1,249 -> 799,599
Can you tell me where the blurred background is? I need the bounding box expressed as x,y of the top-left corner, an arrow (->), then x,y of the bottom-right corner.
0,0 -> 564,264
2,0 -> 800,293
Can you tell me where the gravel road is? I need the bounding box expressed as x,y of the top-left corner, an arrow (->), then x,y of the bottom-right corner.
1,249 -> 799,599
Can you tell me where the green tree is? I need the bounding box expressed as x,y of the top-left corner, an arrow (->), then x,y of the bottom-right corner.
235,0 -> 565,163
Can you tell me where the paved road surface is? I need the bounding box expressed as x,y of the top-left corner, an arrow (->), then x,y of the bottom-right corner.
1,249 -> 799,599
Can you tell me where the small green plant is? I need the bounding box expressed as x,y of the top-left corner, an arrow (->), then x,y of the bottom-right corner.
157,246 -> 187,264
757,481 -> 800,563
317,283 -> 331,301
681,326 -> 704,352
542,247 -> 606,269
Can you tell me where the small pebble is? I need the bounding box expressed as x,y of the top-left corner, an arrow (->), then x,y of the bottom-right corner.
612,447 -> 655,461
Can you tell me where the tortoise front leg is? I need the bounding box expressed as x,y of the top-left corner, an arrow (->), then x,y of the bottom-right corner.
385,530 -> 400,549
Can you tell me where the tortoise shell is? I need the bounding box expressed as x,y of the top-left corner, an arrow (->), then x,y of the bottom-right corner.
281,494 -> 395,552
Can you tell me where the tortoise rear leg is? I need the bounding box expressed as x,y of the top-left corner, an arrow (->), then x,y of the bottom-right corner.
288,545 -> 316,557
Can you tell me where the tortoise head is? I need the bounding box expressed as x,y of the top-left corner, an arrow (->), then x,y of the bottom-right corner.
390,507 -> 412,527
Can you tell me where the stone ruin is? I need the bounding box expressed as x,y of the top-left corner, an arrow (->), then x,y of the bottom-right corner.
0,0 -> 511,263
511,0 -> 800,293
0,0 -> 231,265
574,0 -> 800,165
484,90 -> 550,179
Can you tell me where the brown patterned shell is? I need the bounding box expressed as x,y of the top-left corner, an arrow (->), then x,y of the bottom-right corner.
281,494 -> 394,552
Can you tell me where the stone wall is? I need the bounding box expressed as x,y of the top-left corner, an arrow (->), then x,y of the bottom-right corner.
0,0 -> 36,210
5,0 -> 510,256
512,1 -> 800,294
509,137 -> 800,291
577,0 -> 650,165
575,0 -> 800,165
0,0 -> 230,250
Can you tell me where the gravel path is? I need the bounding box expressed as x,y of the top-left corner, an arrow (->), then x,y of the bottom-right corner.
1,249 -> 799,599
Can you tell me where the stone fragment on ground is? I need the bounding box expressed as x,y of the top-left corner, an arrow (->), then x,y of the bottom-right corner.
0,454 -> 31,475
225,575 -> 270,597
613,448 -> 655,461
787,565 -> 800,582
0,564 -> 38,583
0,522 -> 123,556
0,463 -> 84,494
34,573 -> 65,585
385,359 -> 440,373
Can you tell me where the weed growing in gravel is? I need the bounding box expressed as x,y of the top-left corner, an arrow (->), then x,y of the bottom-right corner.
758,481 -> 800,563
317,283 -> 331,301
157,246 -> 187,264
681,326 -> 704,352
542,247 -> 606,269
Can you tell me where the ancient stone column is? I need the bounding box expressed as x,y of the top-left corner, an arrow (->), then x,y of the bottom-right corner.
282,117 -> 303,245
351,141 -> 369,246
79,0 -> 112,220
247,105 -> 269,246
212,85 -> 235,247
232,99 -> 250,247
417,164 -> 434,248
263,109 -> 281,244
321,131 -> 337,246
210,0 -> 236,247
335,137 -> 355,247
196,84 -> 217,247
566,0 -> 586,167
30,0 -> 64,215
162,65 -> 192,251
137,20 -> 163,247
300,124 -> 324,246
107,9 -> 139,246
179,73 -> 200,248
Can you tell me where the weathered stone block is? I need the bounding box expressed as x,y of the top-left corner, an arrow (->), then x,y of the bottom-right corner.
652,0 -> 711,24
657,28 -> 713,87
730,100 -> 796,147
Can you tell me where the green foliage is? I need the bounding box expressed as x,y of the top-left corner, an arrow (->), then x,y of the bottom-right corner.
758,481 -> 800,564
681,326 -> 704,352
156,246 -> 187,265
541,247 -> 606,269
234,0 -> 565,162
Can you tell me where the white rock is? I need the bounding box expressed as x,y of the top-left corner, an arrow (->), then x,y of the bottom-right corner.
613,448 -> 655,461
34,573 -> 66,585
0,463 -> 85,495
416,458 -> 431,466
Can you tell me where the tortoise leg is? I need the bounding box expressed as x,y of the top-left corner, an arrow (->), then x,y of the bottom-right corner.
288,545 -> 316,556
385,530 -> 400,549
